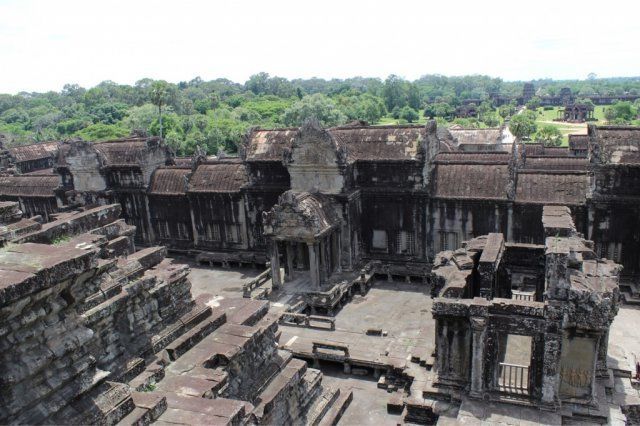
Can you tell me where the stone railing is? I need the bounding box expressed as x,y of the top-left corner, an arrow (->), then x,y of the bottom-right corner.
243,268 -> 272,298
498,362 -> 529,395
279,312 -> 335,330
512,290 -> 535,301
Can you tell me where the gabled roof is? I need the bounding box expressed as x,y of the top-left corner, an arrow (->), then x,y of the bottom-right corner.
263,191 -> 340,241
433,152 -> 510,164
569,134 -> 589,150
434,163 -> 509,200
244,125 -> 428,163
0,175 -> 59,198
188,161 -> 248,193
92,136 -> 165,167
515,171 -> 588,205
330,125 -> 425,162
149,167 -> 190,196
522,157 -> 588,171
590,125 -> 640,165
244,129 -> 298,161
448,128 -> 501,146
8,141 -> 59,163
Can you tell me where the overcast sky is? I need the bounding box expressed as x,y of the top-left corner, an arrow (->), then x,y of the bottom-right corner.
1,0 -> 638,94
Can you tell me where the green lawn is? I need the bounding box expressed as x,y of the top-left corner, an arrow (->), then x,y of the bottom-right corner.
532,107 -> 589,146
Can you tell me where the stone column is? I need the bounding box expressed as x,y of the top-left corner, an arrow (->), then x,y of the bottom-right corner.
540,331 -> 562,406
319,239 -> 327,285
296,243 -> 305,269
270,241 -> 282,289
189,202 -> 199,248
335,232 -> 342,273
596,330 -> 610,378
469,317 -> 487,398
308,242 -> 320,289
506,204 -> 513,242
587,205 -> 595,241
285,242 -> 295,281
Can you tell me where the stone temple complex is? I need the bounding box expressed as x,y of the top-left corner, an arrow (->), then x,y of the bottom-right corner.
2,120 -> 640,424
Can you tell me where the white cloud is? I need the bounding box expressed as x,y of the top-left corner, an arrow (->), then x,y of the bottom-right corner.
0,0 -> 638,93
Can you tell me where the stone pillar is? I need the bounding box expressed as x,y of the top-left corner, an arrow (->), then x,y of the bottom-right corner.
308,242 -> 320,289
319,239 -> 327,285
506,205 -> 513,242
540,331 -> 562,406
596,330 -> 610,378
189,204 -> 199,248
285,242 -> 295,281
469,317 -> 487,398
296,243 -> 305,269
587,205 -> 595,241
270,241 -> 282,289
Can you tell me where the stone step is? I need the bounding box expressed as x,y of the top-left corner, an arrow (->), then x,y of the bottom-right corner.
317,388 -> 353,426
165,309 -> 227,361
298,368 -> 324,412
156,374 -> 224,399
54,381 -> 136,426
305,386 -> 340,426
622,291 -> 640,306
155,393 -> 249,425
117,392 -> 167,426
149,301 -> 213,354
110,357 -> 145,383
129,359 -> 166,392
252,358 -> 309,421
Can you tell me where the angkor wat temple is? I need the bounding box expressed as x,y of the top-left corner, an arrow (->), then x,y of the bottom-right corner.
2,120 -> 640,424
2,121 -> 640,287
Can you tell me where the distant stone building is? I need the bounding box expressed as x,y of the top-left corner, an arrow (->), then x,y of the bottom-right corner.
562,103 -> 594,122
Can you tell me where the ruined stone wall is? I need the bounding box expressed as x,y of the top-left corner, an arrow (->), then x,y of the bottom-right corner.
361,193 -> 425,261
148,194 -> 194,251
354,161 -> 423,189
189,193 -> 249,251
114,191 -> 152,245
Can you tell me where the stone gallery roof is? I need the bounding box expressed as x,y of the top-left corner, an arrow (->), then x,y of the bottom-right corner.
330,125 -> 424,162
569,134 -> 589,150
0,174 -> 59,198
522,157 -> 588,171
93,137 -> 163,167
448,128 -> 502,146
149,167 -> 190,196
173,157 -> 194,167
433,152 -> 510,164
515,171 -> 588,205
188,161 -> 248,193
244,129 -> 298,161
590,125 -> 640,165
433,164 -> 510,200
8,141 -> 59,163
245,125 -> 427,163
521,144 -> 571,157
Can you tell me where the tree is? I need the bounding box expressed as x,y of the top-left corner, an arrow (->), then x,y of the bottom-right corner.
605,101 -> 636,123
509,113 -> 537,141
150,81 -> 169,137
525,96 -> 541,110
282,94 -> 347,127
399,106 -> 419,123
74,123 -> 129,141
382,75 -> 408,111
536,125 -> 563,147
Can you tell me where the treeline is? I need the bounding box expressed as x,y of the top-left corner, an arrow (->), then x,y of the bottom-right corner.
1,73 -> 639,155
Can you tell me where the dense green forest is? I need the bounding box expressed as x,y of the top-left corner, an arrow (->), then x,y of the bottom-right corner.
1,73 -> 639,155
